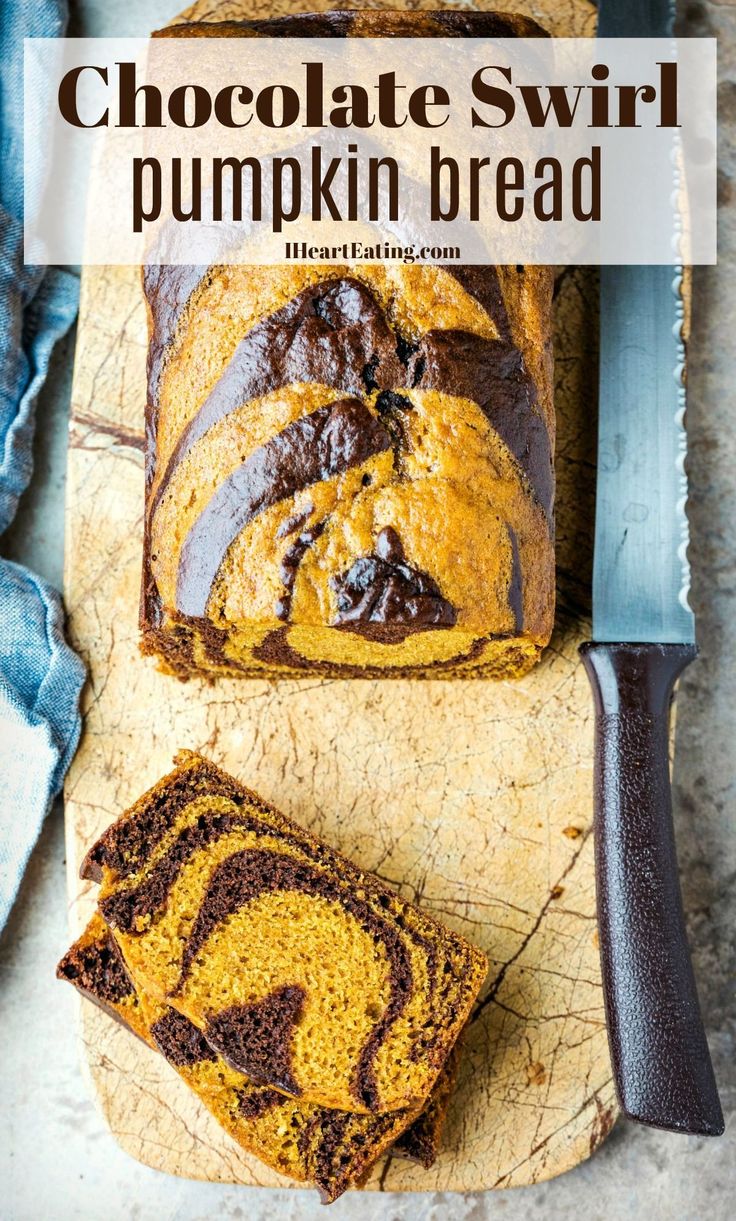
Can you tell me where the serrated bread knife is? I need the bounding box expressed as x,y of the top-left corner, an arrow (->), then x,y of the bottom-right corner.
579,0 -> 724,1136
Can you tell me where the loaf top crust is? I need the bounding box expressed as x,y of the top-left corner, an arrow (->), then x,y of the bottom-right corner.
157,9 -> 549,39
84,752 -> 487,1116
141,10 -> 555,679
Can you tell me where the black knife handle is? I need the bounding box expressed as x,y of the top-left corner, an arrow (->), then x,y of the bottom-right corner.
579,641 -> 723,1136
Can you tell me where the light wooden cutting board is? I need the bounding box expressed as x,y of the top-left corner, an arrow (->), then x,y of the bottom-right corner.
63,0 -> 618,1195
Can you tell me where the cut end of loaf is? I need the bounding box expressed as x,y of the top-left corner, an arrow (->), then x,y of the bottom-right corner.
141,262 -> 554,682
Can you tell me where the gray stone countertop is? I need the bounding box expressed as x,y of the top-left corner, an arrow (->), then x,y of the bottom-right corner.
1,2 -> 733,1218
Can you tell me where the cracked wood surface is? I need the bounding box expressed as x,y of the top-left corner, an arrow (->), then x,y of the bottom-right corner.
63,0 -> 619,1194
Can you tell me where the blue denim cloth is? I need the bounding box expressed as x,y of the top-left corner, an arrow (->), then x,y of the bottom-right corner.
0,563 -> 85,926
1,0 -> 80,530
0,0 -> 84,928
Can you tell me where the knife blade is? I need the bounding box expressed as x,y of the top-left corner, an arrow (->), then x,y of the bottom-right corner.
579,0 -> 724,1136
592,265 -> 693,644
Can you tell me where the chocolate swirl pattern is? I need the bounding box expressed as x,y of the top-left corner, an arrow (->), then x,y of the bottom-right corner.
173,846 -> 415,1109
176,398 -> 392,617
93,753 -> 487,1117
332,525 -> 458,641
57,913 -> 459,1202
142,257 -> 555,678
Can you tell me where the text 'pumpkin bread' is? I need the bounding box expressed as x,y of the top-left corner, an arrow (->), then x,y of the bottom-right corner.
57,915 -> 457,1201
82,752 -> 487,1116
140,11 -> 555,680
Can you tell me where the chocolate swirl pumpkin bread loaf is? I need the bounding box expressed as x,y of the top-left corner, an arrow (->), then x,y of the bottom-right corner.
58,916 -> 456,1200
83,752 -> 487,1116
141,12 -> 555,680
